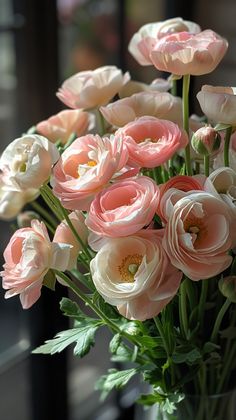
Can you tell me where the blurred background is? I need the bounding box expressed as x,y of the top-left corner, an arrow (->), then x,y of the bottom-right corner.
0,0 -> 235,419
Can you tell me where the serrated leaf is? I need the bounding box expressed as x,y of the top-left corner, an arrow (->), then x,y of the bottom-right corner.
93,292 -> 120,320
137,392 -> 163,406
111,344 -> 133,363
95,368 -> 138,400
143,368 -> 162,386
109,334 -> 121,354
32,321 -> 100,357
43,270 -> 56,291
60,297 -> 85,320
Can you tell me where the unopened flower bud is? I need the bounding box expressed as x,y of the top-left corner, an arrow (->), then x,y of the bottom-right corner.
17,211 -> 41,228
219,276 -> 236,303
191,126 -> 221,156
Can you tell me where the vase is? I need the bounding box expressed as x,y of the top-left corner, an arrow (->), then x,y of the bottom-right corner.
143,389 -> 236,420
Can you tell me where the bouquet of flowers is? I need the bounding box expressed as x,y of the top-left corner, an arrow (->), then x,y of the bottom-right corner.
1,16 -> 236,419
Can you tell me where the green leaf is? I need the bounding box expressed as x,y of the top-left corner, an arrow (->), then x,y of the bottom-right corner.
137,392 -> 163,406
95,368 -> 138,400
111,344 -> 133,363
109,334 -> 121,354
220,326 -> 236,339
203,342 -> 220,354
60,297 -> 85,320
32,321 -> 100,357
143,368 -> 163,386
43,270 -> 56,291
214,123 -> 232,131
172,348 -> 202,364
93,292 -> 120,320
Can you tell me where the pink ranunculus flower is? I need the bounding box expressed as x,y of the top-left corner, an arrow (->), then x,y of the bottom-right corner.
90,229 -> 182,321
51,134 -> 129,211
86,176 -> 159,237
53,211 -> 88,269
157,175 -> 205,223
1,220 -> 73,309
36,109 -> 94,144
115,116 -> 188,168
56,66 -> 130,110
128,18 -> 201,66
150,30 -> 228,76
197,85 -> 236,126
162,191 -> 233,280
0,134 -> 60,190
100,91 -> 182,127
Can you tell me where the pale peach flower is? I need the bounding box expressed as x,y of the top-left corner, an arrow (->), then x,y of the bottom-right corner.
90,229 -> 182,321
118,78 -> 171,98
0,174 -> 38,220
100,92 -> 182,127
128,18 -> 201,66
57,66 -> 130,110
53,211 -> 88,269
162,191 -> 233,280
86,176 -> 159,237
115,116 -> 188,168
51,134 -> 129,210
1,220 -> 73,308
36,109 -> 93,144
197,85 -> 236,125
0,134 -> 59,190
150,30 -> 228,76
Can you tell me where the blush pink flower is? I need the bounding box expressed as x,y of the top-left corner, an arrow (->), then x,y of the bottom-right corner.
86,176 -> 159,237
36,109 -> 93,144
0,134 -> 59,190
53,211 -> 88,269
115,116 -> 188,168
157,175 -> 205,223
162,191 -> 233,280
197,85 -> 236,125
1,220 -> 73,309
51,134 -> 129,210
128,18 -> 201,66
90,229 -> 182,321
150,30 -> 228,76
118,78 -> 172,98
56,66 -> 130,110
100,92 -> 182,127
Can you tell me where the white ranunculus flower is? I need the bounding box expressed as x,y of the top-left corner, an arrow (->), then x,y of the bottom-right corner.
0,134 -> 60,190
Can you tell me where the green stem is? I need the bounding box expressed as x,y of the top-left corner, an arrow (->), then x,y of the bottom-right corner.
95,109 -> 106,136
179,280 -> 188,338
182,74 -> 192,176
204,155 -> 210,177
198,280 -> 208,329
171,79 -> 177,96
54,270 -> 156,363
210,299 -> 231,342
30,200 -> 57,228
40,187 -> 63,222
153,316 -> 170,359
154,316 -> 175,386
153,166 -> 163,184
63,133 -> 77,150
224,126 -> 232,167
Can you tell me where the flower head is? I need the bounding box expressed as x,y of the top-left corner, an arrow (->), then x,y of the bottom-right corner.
57,66 -> 130,110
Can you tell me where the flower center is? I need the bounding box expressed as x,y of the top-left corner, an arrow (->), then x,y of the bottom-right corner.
118,254 -> 143,283
77,159 -> 97,178
183,216 -> 208,246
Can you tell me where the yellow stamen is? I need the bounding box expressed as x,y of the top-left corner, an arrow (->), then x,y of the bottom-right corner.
118,254 -> 143,283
